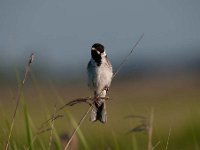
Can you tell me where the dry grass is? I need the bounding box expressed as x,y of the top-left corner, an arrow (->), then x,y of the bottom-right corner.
5,53 -> 34,150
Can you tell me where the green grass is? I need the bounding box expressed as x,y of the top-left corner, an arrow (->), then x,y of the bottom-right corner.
0,73 -> 200,149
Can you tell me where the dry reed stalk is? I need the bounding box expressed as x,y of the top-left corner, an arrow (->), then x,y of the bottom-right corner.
63,34 -> 144,150
152,141 -> 160,150
64,106 -> 92,150
5,53 -> 34,150
112,34 -> 144,79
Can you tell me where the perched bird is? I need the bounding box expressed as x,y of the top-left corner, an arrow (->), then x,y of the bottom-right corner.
87,43 -> 113,123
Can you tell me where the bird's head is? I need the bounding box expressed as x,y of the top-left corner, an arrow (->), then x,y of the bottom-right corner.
91,43 -> 106,65
91,43 -> 104,53
91,43 -> 107,63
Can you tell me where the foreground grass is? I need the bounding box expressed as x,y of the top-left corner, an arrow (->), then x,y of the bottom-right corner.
0,73 -> 200,149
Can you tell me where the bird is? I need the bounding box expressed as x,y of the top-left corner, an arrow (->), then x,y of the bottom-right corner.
87,43 -> 113,123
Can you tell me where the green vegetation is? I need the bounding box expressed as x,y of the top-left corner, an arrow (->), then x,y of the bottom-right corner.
0,73 -> 200,150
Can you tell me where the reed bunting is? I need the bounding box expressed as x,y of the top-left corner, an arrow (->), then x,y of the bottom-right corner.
87,43 -> 113,123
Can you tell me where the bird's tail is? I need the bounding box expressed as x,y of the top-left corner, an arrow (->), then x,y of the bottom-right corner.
91,100 -> 107,123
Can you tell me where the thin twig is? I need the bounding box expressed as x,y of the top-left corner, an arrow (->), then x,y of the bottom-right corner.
165,127 -> 171,150
112,34 -> 144,78
37,98 -> 92,131
64,105 -> 92,150
147,108 -> 154,150
38,96 -> 109,131
64,34 -> 144,150
5,53 -> 34,150
38,114 -> 63,131
152,141 -> 160,150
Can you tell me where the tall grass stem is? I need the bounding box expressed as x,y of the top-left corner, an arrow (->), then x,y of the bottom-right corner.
64,106 -> 92,150
5,53 -> 34,150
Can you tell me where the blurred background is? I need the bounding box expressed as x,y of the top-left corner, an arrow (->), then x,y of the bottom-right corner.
0,0 -> 200,81
0,0 -> 200,149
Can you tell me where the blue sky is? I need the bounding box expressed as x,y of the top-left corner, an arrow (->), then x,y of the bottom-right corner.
0,0 -> 200,77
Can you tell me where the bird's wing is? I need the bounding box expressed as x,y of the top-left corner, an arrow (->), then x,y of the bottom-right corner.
87,60 -> 96,89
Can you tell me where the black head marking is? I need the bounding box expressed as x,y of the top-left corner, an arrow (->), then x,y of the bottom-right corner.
91,43 -> 105,66
91,43 -> 104,53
